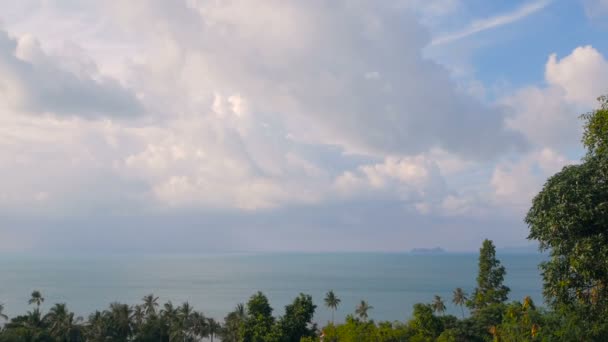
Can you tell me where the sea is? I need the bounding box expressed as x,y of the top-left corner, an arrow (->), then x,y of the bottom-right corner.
0,253 -> 545,324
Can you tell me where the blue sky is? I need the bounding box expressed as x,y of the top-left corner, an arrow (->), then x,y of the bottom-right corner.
0,0 -> 607,253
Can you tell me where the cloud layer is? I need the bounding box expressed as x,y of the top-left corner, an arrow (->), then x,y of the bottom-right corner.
0,0 -> 606,252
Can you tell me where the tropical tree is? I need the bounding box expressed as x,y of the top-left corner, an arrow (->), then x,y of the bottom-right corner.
526,95 -> 608,338
44,303 -> 83,341
432,295 -> 446,315
0,303 -> 8,322
469,239 -> 510,310
452,288 -> 468,318
207,317 -> 221,342
28,290 -> 44,310
355,300 -> 373,322
85,310 -> 107,341
324,290 -> 341,324
108,302 -> 133,341
274,293 -> 317,341
142,294 -> 159,317
191,311 -> 208,340
221,304 -> 246,342
242,292 -> 274,342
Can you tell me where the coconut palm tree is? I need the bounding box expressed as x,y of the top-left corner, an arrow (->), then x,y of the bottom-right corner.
44,303 -> 83,341
29,290 -> 44,310
0,303 -> 8,322
109,302 -> 132,340
207,317 -> 221,342
235,303 -> 246,320
86,310 -> 107,341
355,300 -> 373,322
132,304 -> 145,333
432,295 -> 446,315
324,290 -> 341,324
142,294 -> 159,317
191,311 -> 208,340
452,288 -> 468,318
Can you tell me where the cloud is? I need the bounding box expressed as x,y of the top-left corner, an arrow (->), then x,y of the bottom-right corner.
545,46 -> 608,105
0,29 -> 141,118
431,0 -> 551,46
581,0 -> 608,19
504,46 -> 608,149
105,0 -> 523,159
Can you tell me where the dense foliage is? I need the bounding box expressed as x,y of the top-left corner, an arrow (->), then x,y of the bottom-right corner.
2,96 -> 608,341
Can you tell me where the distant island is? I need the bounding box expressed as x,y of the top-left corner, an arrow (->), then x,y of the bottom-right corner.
409,247 -> 446,254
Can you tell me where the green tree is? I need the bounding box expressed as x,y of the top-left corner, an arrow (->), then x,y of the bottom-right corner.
242,292 -> 274,342
526,95 -> 608,338
220,304 -> 246,342
0,304 -> 8,322
108,303 -> 132,341
44,303 -> 83,341
28,291 -> 44,310
207,318 -> 220,342
274,293 -> 317,341
452,288 -> 468,318
432,295 -> 446,316
142,294 -> 159,318
469,240 -> 510,310
324,290 -> 341,324
355,301 -> 373,322
407,303 -> 443,341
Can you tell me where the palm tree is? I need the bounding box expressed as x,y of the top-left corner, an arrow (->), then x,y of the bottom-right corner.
452,288 -> 468,318
29,290 -> 44,310
432,295 -> 446,315
207,317 -> 221,342
191,311 -> 208,340
0,303 -> 8,322
355,300 -> 373,322
324,290 -> 341,324
132,305 -> 145,332
142,294 -> 159,317
86,310 -> 107,341
235,303 -> 246,320
109,302 -> 132,340
44,303 -> 83,341
178,302 -> 194,340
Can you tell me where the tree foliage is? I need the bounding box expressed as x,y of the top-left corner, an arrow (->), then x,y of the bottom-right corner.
526,95 -> 608,338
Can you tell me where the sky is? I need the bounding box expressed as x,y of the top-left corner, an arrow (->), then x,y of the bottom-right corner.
1,0 -> 607,253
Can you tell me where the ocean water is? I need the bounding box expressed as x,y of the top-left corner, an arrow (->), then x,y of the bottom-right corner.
0,253 -> 545,324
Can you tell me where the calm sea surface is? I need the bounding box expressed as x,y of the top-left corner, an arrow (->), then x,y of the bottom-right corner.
0,253 -> 545,323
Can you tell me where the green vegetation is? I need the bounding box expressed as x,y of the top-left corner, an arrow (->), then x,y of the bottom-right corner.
1,96 -> 608,341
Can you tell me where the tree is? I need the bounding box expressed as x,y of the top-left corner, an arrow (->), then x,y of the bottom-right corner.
44,303 -> 83,341
142,294 -> 159,317
0,304 -> 8,322
28,290 -> 44,310
207,318 -> 221,342
407,303 -> 443,341
452,288 -> 468,318
221,304 -> 246,342
242,292 -> 274,342
324,290 -> 341,324
108,302 -> 132,341
355,300 -> 373,322
469,240 -> 510,310
432,295 -> 446,315
526,95 -> 608,337
274,293 -> 317,341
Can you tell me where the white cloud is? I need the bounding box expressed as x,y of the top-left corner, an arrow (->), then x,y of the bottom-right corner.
545,46 -> 608,105
505,46 -> 608,149
431,0 -> 551,46
490,148 -> 574,214
0,30 -> 141,118
103,0 -> 523,159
